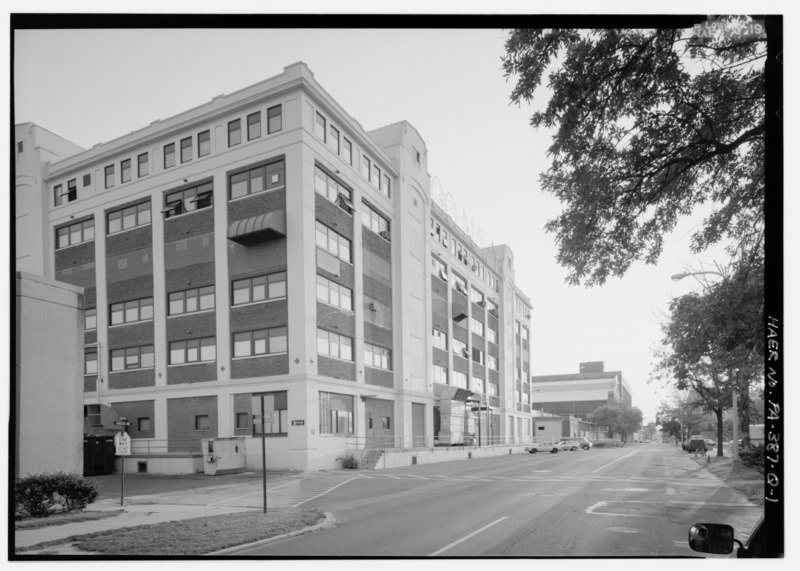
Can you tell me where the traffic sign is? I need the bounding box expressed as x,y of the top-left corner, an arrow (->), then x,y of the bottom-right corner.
114,432 -> 131,456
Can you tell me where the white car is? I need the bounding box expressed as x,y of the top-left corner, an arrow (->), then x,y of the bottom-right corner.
525,439 -> 561,454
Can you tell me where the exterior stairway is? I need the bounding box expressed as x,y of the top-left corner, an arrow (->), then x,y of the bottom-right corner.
361,448 -> 384,470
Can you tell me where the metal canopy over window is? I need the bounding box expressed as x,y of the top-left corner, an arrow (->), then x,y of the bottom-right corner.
227,209 -> 286,245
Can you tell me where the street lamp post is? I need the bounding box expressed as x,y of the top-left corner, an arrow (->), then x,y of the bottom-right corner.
671,269 -> 739,461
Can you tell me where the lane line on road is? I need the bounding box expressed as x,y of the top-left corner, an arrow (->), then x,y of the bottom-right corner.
429,516 -> 508,557
591,451 -> 639,474
292,477 -> 358,507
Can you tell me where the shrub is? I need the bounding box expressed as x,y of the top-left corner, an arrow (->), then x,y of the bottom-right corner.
15,473 -> 99,518
739,443 -> 765,474
336,454 -> 359,469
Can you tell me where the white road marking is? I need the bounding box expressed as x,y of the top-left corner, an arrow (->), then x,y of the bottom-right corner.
429,516 -> 508,556
603,488 -> 650,492
591,451 -> 639,474
608,527 -> 641,534
585,500 -> 659,518
292,477 -> 358,507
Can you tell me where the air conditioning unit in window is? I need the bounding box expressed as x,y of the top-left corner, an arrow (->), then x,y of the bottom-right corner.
438,269 -> 448,281
379,230 -> 391,241
368,302 -> 377,311
477,300 -> 486,308
461,349 -> 470,359
488,308 -> 499,318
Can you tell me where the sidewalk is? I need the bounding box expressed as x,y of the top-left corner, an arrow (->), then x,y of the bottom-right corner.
14,469 -> 304,553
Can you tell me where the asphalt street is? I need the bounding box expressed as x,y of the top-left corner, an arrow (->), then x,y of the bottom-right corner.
228,443 -> 763,557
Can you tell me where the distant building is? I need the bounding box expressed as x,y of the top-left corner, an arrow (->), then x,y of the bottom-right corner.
15,272 -> 85,476
15,62 -> 535,472
530,361 -> 633,421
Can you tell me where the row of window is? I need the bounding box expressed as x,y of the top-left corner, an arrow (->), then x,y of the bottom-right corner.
88,327 -> 289,373
85,389 -> 361,437
313,110 -> 391,199
432,364 -> 500,395
53,103 -> 281,209
315,221 -> 351,263
431,216 -> 500,293
228,105 -> 282,148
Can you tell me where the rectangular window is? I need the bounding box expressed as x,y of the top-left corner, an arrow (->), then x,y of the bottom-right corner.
432,329 -> 448,350
138,153 -> 149,177
110,297 -> 153,326
364,343 -> 392,371
381,173 -> 391,197
169,336 -> 216,365
361,155 -> 371,180
328,124 -> 340,153
487,325 -> 498,344
267,105 -> 282,134
470,287 -> 485,305
316,274 -> 352,311
121,159 -> 131,183
84,350 -> 98,375
452,338 -> 468,359
361,202 -> 390,237
107,201 -> 151,234
252,391 -> 288,435
180,137 -> 192,163
235,412 -> 250,430
342,137 -> 352,165
232,327 -> 288,358
452,274 -> 468,296
164,143 -> 175,169
319,391 -> 354,435
110,345 -> 154,371
195,415 -> 210,431
54,184 -> 66,206
433,364 -> 448,384
521,326 -> 529,341
472,378 -> 485,394
487,354 -> 498,371
164,181 -> 213,218
472,347 -> 485,365
66,179 -> 78,202
168,285 -> 215,316
317,329 -> 353,361
372,164 -> 381,188
247,112 -> 261,141
138,417 -> 152,432
471,317 -> 485,337
431,256 -> 448,281
104,164 -> 115,188
315,112 -> 326,142
452,371 -> 468,389
83,173 -> 91,187
56,218 -> 94,249
198,130 -> 210,157
85,307 -> 97,331
315,221 -> 351,263
229,159 -> 284,200
314,165 -> 352,209
228,119 -> 241,147
232,272 -> 286,305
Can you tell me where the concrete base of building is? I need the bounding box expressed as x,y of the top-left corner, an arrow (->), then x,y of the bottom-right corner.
116,454 -> 204,475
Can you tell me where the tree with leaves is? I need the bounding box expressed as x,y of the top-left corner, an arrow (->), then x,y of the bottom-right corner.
588,402 -> 643,442
657,267 -> 764,454
503,19 -> 765,286
656,397 -> 707,445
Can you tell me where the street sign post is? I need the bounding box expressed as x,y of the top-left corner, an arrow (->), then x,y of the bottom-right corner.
114,419 -> 131,506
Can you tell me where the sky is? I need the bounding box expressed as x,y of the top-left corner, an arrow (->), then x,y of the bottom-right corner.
10,18 -> 779,424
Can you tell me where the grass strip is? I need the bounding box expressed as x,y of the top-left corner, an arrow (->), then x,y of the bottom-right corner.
15,510 -> 123,530
17,508 -> 324,555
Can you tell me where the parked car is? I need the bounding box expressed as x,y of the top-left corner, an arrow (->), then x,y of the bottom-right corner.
687,437 -> 707,453
705,439 -> 716,448
525,439 -> 560,454
563,437 -> 592,450
557,440 -> 578,451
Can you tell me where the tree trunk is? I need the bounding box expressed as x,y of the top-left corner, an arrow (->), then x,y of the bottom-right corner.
715,408 -> 725,457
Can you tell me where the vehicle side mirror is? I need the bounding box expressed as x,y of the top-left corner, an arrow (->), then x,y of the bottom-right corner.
688,523 -> 735,554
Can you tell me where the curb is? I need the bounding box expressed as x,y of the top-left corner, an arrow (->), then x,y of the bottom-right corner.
206,512 -> 336,555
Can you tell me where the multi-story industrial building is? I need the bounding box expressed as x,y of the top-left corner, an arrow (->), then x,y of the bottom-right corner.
15,62 -> 534,471
529,361 -> 633,421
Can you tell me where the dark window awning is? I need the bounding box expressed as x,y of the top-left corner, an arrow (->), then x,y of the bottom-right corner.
228,209 -> 286,245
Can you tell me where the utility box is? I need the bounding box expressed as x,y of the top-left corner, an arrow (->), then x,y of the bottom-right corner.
201,437 -> 246,476
83,435 -> 116,476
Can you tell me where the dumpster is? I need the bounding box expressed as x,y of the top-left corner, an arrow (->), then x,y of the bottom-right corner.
83,435 -> 116,476
201,437 -> 246,475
